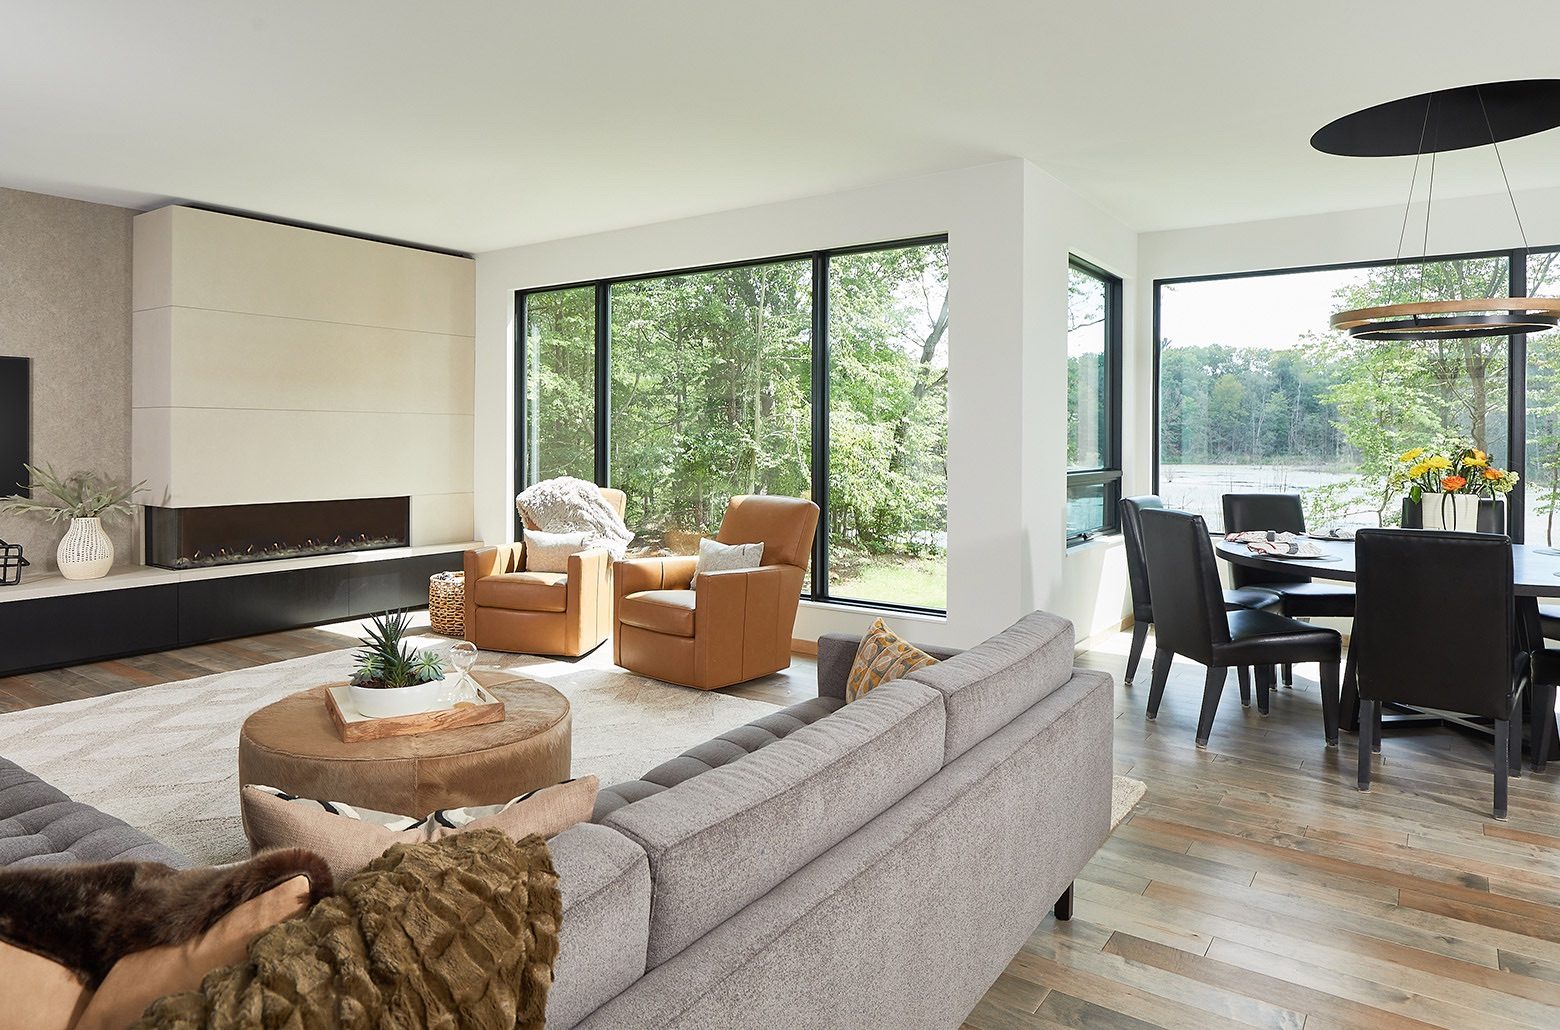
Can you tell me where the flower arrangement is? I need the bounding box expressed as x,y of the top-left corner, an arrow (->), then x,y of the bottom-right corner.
350,611 -> 446,689
1389,444 -> 1519,504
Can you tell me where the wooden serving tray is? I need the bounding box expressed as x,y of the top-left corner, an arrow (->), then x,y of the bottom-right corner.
324,684 -> 505,742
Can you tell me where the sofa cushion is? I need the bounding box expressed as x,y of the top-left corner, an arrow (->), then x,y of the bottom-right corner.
602,680 -> 945,969
546,823 -> 651,1030
845,618 -> 941,702
618,590 -> 697,637
906,610 -> 1075,762
473,570 -> 568,612
593,697 -> 844,820
577,668 -> 1114,1030
0,760 -> 184,868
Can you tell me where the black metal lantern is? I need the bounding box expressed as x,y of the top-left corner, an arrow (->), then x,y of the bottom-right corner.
0,539 -> 28,586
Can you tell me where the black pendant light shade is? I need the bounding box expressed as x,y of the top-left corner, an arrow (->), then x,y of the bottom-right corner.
1312,79 -> 1560,157
1315,79 -> 1560,341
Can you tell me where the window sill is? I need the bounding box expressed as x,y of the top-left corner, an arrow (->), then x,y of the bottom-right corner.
1066,530 -> 1123,554
799,598 -> 948,623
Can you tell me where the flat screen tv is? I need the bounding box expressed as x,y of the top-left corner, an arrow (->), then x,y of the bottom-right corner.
0,356 -> 29,497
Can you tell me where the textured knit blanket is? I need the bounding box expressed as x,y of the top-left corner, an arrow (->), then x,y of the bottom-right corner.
517,476 -> 634,560
134,830 -> 561,1029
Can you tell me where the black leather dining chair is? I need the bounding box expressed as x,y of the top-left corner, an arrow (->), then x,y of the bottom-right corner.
1352,529 -> 1525,819
1223,493 -> 1356,687
1138,508 -> 1342,749
1119,495 -> 1281,684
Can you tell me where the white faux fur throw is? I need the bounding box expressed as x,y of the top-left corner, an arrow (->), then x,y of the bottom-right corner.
516,476 -> 634,560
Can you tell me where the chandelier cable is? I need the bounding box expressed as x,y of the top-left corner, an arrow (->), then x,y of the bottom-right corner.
1477,85 -> 1530,251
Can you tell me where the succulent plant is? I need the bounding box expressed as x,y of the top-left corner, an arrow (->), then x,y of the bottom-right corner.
350,611 -> 446,689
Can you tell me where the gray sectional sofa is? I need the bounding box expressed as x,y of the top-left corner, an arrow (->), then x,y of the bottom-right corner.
548,610 -> 1114,1029
0,609 -> 1113,1029
0,759 -> 186,868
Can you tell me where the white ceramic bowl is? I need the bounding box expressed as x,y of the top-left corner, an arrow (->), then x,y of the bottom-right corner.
348,678 -> 444,719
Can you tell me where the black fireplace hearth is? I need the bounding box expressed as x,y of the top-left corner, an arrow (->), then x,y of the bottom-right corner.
144,497 -> 411,570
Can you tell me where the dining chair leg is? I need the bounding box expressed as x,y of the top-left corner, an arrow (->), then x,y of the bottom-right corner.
1124,620 -> 1150,684
1357,698 -> 1373,791
1195,665 -> 1226,749
1282,663 -> 1293,687
1509,705 -> 1524,777
1534,682 -> 1556,773
1237,666 -> 1252,708
1494,718 -> 1510,820
1254,665 -> 1273,716
1340,649 -> 1359,732
1320,659 -> 1340,747
1372,701 -> 1383,755
1146,649 -> 1173,720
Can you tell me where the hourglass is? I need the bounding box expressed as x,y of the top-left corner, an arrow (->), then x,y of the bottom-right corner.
444,641 -> 480,706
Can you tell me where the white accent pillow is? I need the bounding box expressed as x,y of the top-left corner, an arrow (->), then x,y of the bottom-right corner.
692,538 -> 764,587
524,528 -> 589,572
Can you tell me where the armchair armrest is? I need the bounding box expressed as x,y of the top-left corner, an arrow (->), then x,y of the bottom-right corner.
465,543 -> 520,581
816,631 -> 964,700
614,555 -> 697,596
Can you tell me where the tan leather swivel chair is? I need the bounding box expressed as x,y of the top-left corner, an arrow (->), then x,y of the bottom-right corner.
463,488 -> 626,656
614,495 -> 820,690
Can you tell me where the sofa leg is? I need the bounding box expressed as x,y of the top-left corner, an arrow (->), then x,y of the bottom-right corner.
1054,883 -> 1074,921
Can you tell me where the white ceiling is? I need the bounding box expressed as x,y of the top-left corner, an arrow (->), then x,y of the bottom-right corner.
4,1 -> 1560,254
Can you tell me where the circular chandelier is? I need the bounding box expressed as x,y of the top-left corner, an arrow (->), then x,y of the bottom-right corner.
1312,79 -> 1560,342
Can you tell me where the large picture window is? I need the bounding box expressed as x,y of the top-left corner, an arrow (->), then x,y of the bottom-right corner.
1067,259 -> 1123,543
1155,248 -> 1543,536
516,237 -> 949,613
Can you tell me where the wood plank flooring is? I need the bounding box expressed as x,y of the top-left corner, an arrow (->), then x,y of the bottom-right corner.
4,622 -> 1558,1027
967,632 -> 1560,1030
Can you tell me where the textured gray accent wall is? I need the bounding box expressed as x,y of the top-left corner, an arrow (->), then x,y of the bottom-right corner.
0,187 -> 134,574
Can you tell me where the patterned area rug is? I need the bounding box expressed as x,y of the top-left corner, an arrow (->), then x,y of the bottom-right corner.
0,642 -> 781,864
1111,775 -> 1146,830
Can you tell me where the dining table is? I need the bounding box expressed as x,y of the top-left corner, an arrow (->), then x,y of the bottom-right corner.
1215,534 -> 1560,767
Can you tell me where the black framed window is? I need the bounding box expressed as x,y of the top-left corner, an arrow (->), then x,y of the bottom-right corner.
1066,258 -> 1123,544
515,235 -> 949,614
1153,246 -> 1546,537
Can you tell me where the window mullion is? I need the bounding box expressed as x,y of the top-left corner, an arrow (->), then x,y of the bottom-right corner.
811,251 -> 830,601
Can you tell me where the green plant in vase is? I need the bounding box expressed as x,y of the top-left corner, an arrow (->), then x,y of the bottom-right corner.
0,463 -> 144,580
347,611 -> 446,718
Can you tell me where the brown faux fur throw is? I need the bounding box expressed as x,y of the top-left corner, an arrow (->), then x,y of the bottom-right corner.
134,829 -> 562,1030
0,849 -> 331,986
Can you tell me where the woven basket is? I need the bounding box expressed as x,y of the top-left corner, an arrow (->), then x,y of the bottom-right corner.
428,572 -> 466,637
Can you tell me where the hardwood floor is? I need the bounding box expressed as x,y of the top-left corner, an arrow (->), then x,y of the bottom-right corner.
967,632 -> 1560,1030
5,623 -> 1559,1027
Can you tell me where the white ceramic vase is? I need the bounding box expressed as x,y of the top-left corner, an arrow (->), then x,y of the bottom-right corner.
348,678 -> 445,718
57,517 -> 114,580
1420,493 -> 1483,533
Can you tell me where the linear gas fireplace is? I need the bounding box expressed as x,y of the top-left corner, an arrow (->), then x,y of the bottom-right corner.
145,497 -> 411,570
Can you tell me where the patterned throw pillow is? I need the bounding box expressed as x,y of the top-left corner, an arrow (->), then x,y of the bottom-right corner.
845,618 -> 940,702
523,528 -> 590,572
691,538 -> 764,587
242,776 -> 598,882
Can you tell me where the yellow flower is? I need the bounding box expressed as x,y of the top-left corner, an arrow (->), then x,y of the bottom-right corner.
1464,455 -> 1489,468
1471,449 -> 1488,462
1399,447 -> 1426,462
1426,455 -> 1452,471
1408,461 -> 1431,477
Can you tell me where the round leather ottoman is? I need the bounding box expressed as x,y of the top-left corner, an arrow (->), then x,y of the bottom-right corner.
238,670 -> 571,816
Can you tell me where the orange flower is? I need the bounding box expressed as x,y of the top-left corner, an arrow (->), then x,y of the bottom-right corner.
1484,467 -> 1505,480
1441,475 -> 1467,492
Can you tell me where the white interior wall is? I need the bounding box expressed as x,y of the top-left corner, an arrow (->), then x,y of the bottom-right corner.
474,160 -> 1139,648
